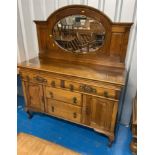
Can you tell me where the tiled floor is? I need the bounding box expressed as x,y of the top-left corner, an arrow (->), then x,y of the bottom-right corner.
17,96 -> 132,155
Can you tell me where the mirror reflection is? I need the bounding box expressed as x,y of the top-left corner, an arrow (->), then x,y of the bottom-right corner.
53,15 -> 105,53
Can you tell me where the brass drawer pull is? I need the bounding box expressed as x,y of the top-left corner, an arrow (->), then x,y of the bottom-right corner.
51,106 -> 54,112
79,84 -> 97,94
51,81 -> 55,87
49,92 -> 53,98
73,97 -> 77,104
73,112 -> 77,118
61,80 -> 65,88
103,91 -> 109,97
34,76 -> 47,83
69,84 -> 74,91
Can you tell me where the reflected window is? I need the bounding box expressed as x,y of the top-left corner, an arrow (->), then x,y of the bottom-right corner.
53,15 -> 105,53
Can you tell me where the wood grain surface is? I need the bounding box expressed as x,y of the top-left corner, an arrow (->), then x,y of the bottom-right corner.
17,133 -> 81,155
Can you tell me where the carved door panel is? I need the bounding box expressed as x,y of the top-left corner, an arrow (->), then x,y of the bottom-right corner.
90,97 -> 118,132
25,82 -> 45,111
82,95 -> 118,132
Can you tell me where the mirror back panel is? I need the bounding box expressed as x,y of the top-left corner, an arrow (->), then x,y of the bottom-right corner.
53,15 -> 105,54
34,5 -> 132,66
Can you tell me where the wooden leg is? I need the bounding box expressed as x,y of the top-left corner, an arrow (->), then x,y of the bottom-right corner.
93,128 -> 115,147
27,110 -> 33,119
108,136 -> 114,147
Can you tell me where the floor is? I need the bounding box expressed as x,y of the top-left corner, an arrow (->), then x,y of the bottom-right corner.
17,96 -> 133,155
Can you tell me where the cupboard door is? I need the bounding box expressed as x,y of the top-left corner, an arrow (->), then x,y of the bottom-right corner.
25,82 -> 45,111
90,97 -> 118,132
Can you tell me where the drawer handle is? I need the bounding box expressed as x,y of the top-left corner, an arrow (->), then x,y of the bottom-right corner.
51,81 -> 55,87
49,92 -> 53,98
69,84 -> 74,91
79,84 -> 96,94
51,106 -> 54,112
103,91 -> 109,97
34,76 -> 47,83
73,97 -> 77,104
61,80 -> 65,88
73,112 -> 77,118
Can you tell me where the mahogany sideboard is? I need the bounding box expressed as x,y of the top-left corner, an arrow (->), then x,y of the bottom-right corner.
18,5 -> 132,146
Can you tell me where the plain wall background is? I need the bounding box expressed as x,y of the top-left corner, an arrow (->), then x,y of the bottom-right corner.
17,0 -> 137,125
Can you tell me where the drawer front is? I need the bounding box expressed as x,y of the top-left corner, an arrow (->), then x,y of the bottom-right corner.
47,99 -> 82,123
65,81 -> 117,99
21,73 -> 61,86
21,72 -> 119,100
21,73 -> 48,84
46,87 -> 82,106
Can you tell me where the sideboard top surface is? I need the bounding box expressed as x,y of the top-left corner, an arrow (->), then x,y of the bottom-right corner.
18,57 -> 126,85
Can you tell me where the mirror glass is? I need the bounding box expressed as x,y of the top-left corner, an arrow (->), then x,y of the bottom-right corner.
53,15 -> 105,53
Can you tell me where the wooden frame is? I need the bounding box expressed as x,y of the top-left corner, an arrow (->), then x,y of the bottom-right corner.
34,5 -> 132,65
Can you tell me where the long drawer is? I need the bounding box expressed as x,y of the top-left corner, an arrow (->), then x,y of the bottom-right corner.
46,87 -> 82,106
65,81 -> 117,99
46,99 -> 82,123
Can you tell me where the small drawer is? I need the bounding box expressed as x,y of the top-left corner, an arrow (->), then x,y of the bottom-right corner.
46,87 -> 82,106
21,73 -> 48,84
46,78 -> 60,88
65,81 -> 117,99
47,99 -> 82,123
21,73 -> 61,88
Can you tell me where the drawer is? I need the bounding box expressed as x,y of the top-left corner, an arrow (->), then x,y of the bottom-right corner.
46,87 -> 82,106
21,72 -> 61,87
65,81 -> 117,99
21,73 -> 48,84
47,99 -> 82,123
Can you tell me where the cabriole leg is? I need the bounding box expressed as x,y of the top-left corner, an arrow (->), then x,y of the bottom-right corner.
108,136 -> 114,147
27,110 -> 33,119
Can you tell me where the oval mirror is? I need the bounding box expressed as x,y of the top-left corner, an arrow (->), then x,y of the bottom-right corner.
53,15 -> 105,53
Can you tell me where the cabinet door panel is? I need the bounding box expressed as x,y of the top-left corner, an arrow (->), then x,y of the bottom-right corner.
82,95 -> 118,132
91,98 -> 111,130
25,82 -> 44,111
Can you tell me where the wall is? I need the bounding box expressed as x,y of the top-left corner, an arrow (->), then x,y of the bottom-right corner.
17,0 -> 137,125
